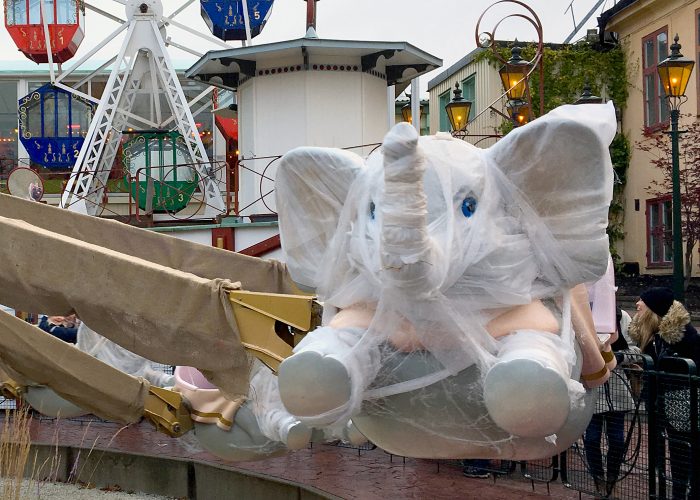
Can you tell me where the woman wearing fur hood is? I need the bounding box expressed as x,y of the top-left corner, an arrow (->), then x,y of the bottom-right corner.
629,286 -> 700,500
629,286 -> 700,365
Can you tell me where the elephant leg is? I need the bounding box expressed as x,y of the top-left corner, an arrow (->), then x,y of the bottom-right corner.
482,330 -> 577,438
247,360 -> 313,450
278,326 -> 373,424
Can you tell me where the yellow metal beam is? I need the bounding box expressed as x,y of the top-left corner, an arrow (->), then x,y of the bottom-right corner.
228,290 -> 321,373
143,386 -> 193,438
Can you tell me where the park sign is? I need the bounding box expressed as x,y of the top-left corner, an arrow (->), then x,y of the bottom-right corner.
200,0 -> 276,41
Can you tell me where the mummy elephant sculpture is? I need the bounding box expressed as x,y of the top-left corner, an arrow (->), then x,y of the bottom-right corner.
274,102 -> 618,459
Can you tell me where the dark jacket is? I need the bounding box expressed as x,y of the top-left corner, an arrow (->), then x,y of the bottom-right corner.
629,301 -> 700,434
38,315 -> 78,344
629,301 -> 700,368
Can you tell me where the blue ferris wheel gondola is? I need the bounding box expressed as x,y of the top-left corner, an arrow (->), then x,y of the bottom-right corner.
200,0 -> 275,41
18,84 -> 95,170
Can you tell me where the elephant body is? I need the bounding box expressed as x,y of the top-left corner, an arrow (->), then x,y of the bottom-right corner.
274,103 -> 618,458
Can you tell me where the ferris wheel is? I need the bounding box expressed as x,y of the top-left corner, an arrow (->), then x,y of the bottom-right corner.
5,0 -> 276,218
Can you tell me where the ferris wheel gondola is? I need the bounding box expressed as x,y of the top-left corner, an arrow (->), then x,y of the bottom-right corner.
18,83 -> 94,169
200,0 -> 275,41
123,130 -> 199,215
4,0 -> 85,63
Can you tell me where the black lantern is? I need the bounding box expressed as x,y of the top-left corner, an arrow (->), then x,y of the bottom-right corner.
658,34 -> 695,100
574,82 -> 603,105
499,46 -> 531,101
507,100 -> 530,127
401,94 -> 423,124
445,83 -> 473,134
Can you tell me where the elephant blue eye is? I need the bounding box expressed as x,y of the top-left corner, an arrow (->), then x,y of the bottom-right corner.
369,201 -> 376,220
461,196 -> 477,218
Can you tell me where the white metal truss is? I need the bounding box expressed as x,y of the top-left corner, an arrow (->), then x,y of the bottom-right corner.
60,0 -> 226,217
150,23 -> 224,213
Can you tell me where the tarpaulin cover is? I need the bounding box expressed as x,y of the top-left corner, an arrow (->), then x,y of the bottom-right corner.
0,194 -> 302,398
0,309 -> 148,422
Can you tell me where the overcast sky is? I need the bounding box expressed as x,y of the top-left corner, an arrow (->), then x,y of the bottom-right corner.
0,0 -> 613,96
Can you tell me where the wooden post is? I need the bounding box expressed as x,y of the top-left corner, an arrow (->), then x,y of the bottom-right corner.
304,0 -> 319,30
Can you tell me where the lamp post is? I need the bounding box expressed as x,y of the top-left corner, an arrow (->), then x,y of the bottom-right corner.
467,1 -> 543,132
443,1 -> 545,143
657,34 -> 695,301
445,83 -> 473,137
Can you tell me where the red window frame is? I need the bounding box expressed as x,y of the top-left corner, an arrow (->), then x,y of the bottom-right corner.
646,195 -> 673,268
642,27 -> 670,131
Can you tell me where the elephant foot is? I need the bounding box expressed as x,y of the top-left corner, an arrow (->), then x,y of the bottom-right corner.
278,351 -> 352,421
483,357 -> 570,438
344,420 -> 368,446
285,422 -> 313,450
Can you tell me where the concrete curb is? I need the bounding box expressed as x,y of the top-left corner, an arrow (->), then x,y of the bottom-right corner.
28,443 -> 338,500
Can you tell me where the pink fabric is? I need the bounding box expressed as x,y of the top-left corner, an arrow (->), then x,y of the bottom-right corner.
586,256 -> 617,334
175,366 -> 217,389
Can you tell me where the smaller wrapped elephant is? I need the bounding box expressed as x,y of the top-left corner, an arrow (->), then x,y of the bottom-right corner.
274,103 -> 618,459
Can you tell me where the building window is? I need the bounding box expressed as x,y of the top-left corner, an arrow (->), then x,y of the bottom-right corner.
438,89 -> 451,132
642,27 -> 669,129
461,74 -> 476,122
647,196 -> 673,266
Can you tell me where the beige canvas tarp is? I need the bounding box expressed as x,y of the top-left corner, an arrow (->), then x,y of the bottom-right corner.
0,193 -> 297,294
0,310 -> 148,423
0,212 -> 250,398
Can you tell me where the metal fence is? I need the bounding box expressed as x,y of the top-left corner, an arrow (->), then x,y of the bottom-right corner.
322,353 -> 699,500
522,354 -> 697,500
561,353 -> 653,499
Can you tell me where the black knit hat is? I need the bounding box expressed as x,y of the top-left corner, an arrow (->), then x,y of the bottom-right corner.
640,286 -> 675,317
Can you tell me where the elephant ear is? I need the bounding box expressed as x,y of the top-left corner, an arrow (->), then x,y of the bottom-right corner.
275,147 -> 364,290
485,102 -> 617,288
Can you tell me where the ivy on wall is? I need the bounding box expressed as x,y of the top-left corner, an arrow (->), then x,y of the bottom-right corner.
476,43 -> 630,263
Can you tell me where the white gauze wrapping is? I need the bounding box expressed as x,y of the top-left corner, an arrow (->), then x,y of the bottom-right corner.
248,360 -> 304,444
77,323 -> 174,388
276,103 -> 617,438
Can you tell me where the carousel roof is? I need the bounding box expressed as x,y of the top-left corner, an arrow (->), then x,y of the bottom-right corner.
185,36 -> 442,92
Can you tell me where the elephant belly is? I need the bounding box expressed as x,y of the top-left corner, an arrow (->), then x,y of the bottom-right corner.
24,386 -> 89,419
351,350 -> 595,459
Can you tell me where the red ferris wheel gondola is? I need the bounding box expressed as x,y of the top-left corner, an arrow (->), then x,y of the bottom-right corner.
4,0 -> 85,63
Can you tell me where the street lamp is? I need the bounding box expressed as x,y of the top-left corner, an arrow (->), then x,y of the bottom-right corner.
499,46 -> 531,102
472,1 -> 544,130
506,99 -> 530,127
499,46 -> 534,127
657,34 -> 695,300
574,82 -> 603,105
401,94 -> 423,124
445,82 -> 473,137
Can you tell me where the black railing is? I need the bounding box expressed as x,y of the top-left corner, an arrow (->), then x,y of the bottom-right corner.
319,354 -> 699,500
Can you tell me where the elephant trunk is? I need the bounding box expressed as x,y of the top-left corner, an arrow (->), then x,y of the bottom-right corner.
380,123 -> 441,293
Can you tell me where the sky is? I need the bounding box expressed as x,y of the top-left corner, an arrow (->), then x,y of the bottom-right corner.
0,0 -> 615,97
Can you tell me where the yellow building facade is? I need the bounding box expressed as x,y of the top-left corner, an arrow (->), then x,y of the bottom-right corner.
602,0 -> 700,275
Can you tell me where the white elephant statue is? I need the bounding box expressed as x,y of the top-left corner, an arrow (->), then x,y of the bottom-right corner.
273,102 -> 618,459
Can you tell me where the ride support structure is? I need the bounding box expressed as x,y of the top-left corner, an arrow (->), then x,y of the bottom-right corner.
60,0 -> 225,217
